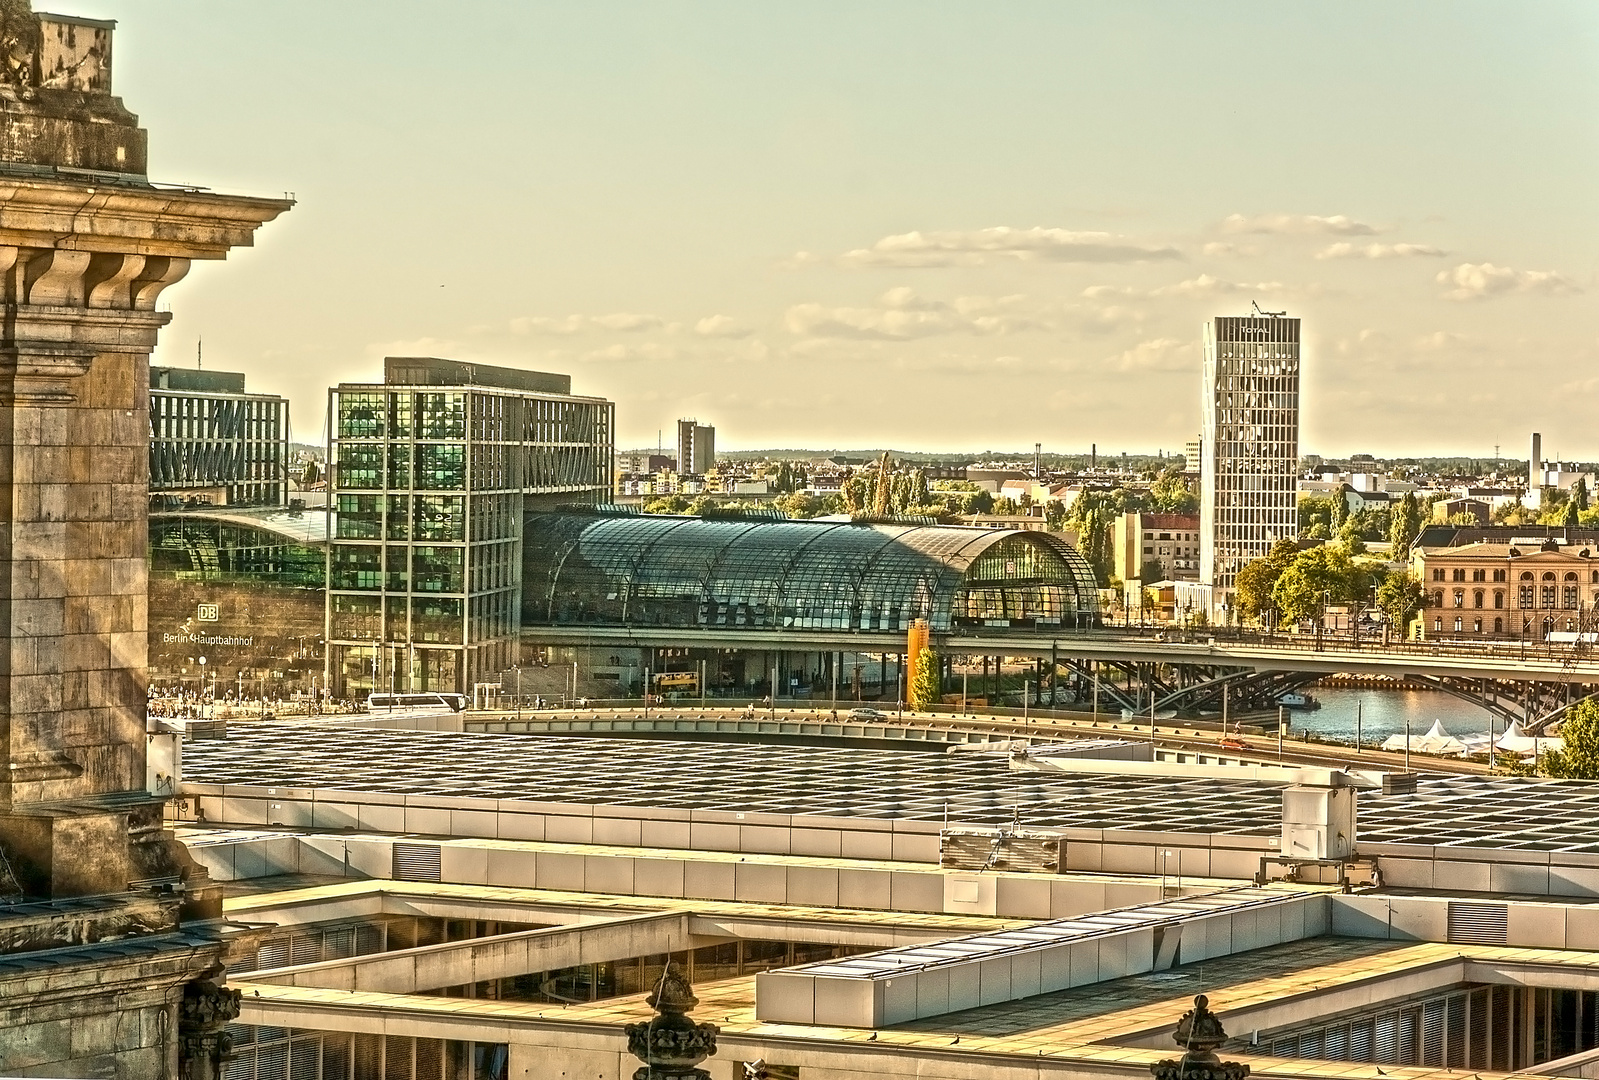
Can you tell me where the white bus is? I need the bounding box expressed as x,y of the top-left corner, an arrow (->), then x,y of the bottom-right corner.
367,692 -> 467,713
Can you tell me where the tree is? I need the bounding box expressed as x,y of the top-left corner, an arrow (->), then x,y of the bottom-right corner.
1233,540 -> 1300,622
841,475 -> 869,514
1338,517 -> 1368,556
300,460 -> 322,488
1575,478 -> 1591,513
1565,497 -> 1581,527
908,648 -> 941,711
1375,568 -> 1426,631
1271,544 -> 1371,623
1541,698 -> 1599,779
1389,491 -> 1423,555
1150,466 -> 1198,514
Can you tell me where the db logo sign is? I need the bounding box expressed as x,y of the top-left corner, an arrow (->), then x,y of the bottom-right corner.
197,604 -> 220,622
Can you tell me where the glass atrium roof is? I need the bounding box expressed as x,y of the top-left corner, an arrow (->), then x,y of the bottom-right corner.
522,514 -> 1102,633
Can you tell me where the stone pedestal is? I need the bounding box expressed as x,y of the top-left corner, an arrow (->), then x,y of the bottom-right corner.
0,4 -> 291,1075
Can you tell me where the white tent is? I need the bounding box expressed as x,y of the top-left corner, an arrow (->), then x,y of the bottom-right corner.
1497,720 -> 1562,756
1382,719 -> 1467,756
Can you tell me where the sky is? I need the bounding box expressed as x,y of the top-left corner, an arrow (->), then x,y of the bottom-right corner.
48,2 -> 1599,458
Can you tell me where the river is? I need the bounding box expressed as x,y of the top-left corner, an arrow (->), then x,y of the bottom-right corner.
1288,687 -> 1498,745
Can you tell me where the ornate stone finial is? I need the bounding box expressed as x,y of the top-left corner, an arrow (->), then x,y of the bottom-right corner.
1150,995 -> 1250,1080
178,970 -> 243,1080
624,962 -> 719,1080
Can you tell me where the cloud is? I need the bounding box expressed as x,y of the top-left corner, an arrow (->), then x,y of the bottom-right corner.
583,342 -> 679,363
1151,274 -> 1289,298
1414,330 -> 1466,351
1081,285 -> 1137,300
1316,242 -> 1445,260
510,313 -> 665,334
1436,262 -> 1582,301
838,226 -> 1181,268
783,287 -> 1048,339
1220,213 -> 1379,236
1201,241 -> 1261,257
693,315 -> 751,338
1108,338 -> 1195,373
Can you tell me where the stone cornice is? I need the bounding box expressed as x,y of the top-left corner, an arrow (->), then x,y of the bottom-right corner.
0,176 -> 293,259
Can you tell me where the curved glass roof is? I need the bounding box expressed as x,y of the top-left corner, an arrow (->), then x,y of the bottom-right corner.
523,514 -> 1101,634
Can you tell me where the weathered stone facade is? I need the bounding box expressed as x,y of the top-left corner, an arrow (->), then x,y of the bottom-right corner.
0,3 -> 290,1075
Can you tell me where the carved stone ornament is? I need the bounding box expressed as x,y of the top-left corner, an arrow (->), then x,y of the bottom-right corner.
1149,995 -> 1250,1080
623,962 -> 720,1080
178,972 -> 242,1080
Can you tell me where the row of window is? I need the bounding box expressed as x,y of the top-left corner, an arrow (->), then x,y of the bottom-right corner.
1432,587 -> 1599,610
1433,567 -> 1599,584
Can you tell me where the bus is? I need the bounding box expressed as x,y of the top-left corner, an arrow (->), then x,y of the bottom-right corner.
367,692 -> 468,712
652,671 -> 699,693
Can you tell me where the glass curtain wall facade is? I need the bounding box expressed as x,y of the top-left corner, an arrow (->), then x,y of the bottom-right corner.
326,360 -> 614,698
1200,313 -> 1301,616
149,366 -> 289,508
522,514 -> 1101,633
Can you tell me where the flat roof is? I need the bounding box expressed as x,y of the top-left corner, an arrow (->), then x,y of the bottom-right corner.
181,725 -> 1599,851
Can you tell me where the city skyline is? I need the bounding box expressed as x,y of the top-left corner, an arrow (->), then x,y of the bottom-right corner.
50,1 -> 1598,457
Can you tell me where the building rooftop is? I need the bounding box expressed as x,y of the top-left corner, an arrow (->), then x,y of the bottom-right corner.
373,355 -> 573,395
182,725 -> 1599,852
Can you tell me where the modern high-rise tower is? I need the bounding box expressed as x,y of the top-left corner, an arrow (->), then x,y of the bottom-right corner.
676,418 -> 715,476
1199,310 -> 1302,619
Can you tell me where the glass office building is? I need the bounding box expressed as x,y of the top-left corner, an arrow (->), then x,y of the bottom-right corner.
326,358 -> 614,698
149,365 -> 289,508
1199,312 -> 1301,618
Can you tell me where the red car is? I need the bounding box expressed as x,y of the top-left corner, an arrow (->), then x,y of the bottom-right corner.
1218,737 -> 1250,751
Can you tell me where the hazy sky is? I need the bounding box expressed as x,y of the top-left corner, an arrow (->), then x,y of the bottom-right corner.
51,2 -> 1598,458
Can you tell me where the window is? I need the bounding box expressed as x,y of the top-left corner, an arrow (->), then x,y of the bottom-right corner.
1494,618 -> 1503,633
1473,590 -> 1484,608
1472,569 -> 1486,582
1493,569 -> 1507,582
1432,568 -> 1445,582
1473,618 -> 1482,633
1452,568 -> 1466,582
1453,590 -> 1464,608
1494,591 -> 1504,609
1520,586 -> 1534,608
1453,616 -> 1463,632
1432,590 -> 1444,608
1565,586 -> 1579,609
1543,585 -> 1556,608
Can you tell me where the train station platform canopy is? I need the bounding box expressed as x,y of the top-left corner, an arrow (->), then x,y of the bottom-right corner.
521,511 -> 1102,635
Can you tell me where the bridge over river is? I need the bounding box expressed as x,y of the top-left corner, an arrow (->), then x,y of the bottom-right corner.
523,625 -> 1599,731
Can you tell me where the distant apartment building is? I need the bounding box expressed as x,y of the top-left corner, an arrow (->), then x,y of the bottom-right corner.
1182,436 -> 1201,477
1115,512 -> 1201,586
676,418 -> 715,476
149,364 -> 289,509
1198,311 -> 1301,620
325,357 -> 614,697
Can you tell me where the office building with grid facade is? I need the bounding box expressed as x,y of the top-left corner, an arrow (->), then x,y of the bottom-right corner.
1199,312 -> 1301,618
325,357 -> 614,698
149,365 -> 289,508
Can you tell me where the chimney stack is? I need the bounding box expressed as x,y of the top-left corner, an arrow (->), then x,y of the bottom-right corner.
1530,432 -> 1542,491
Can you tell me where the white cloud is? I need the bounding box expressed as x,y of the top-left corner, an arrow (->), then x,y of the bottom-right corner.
1151,274 -> 1289,298
1220,213 -> 1379,236
1081,285 -> 1136,299
1414,330 -> 1466,351
583,342 -> 679,363
693,315 -> 751,338
1316,242 -> 1445,260
838,226 -> 1181,268
510,312 -> 665,334
783,287 -> 1048,339
1436,262 -> 1582,301
1201,241 -> 1260,257
1108,338 -> 1195,373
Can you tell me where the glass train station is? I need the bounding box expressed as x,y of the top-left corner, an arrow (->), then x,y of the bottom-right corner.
516,510 -> 1102,703
522,511 -> 1102,635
